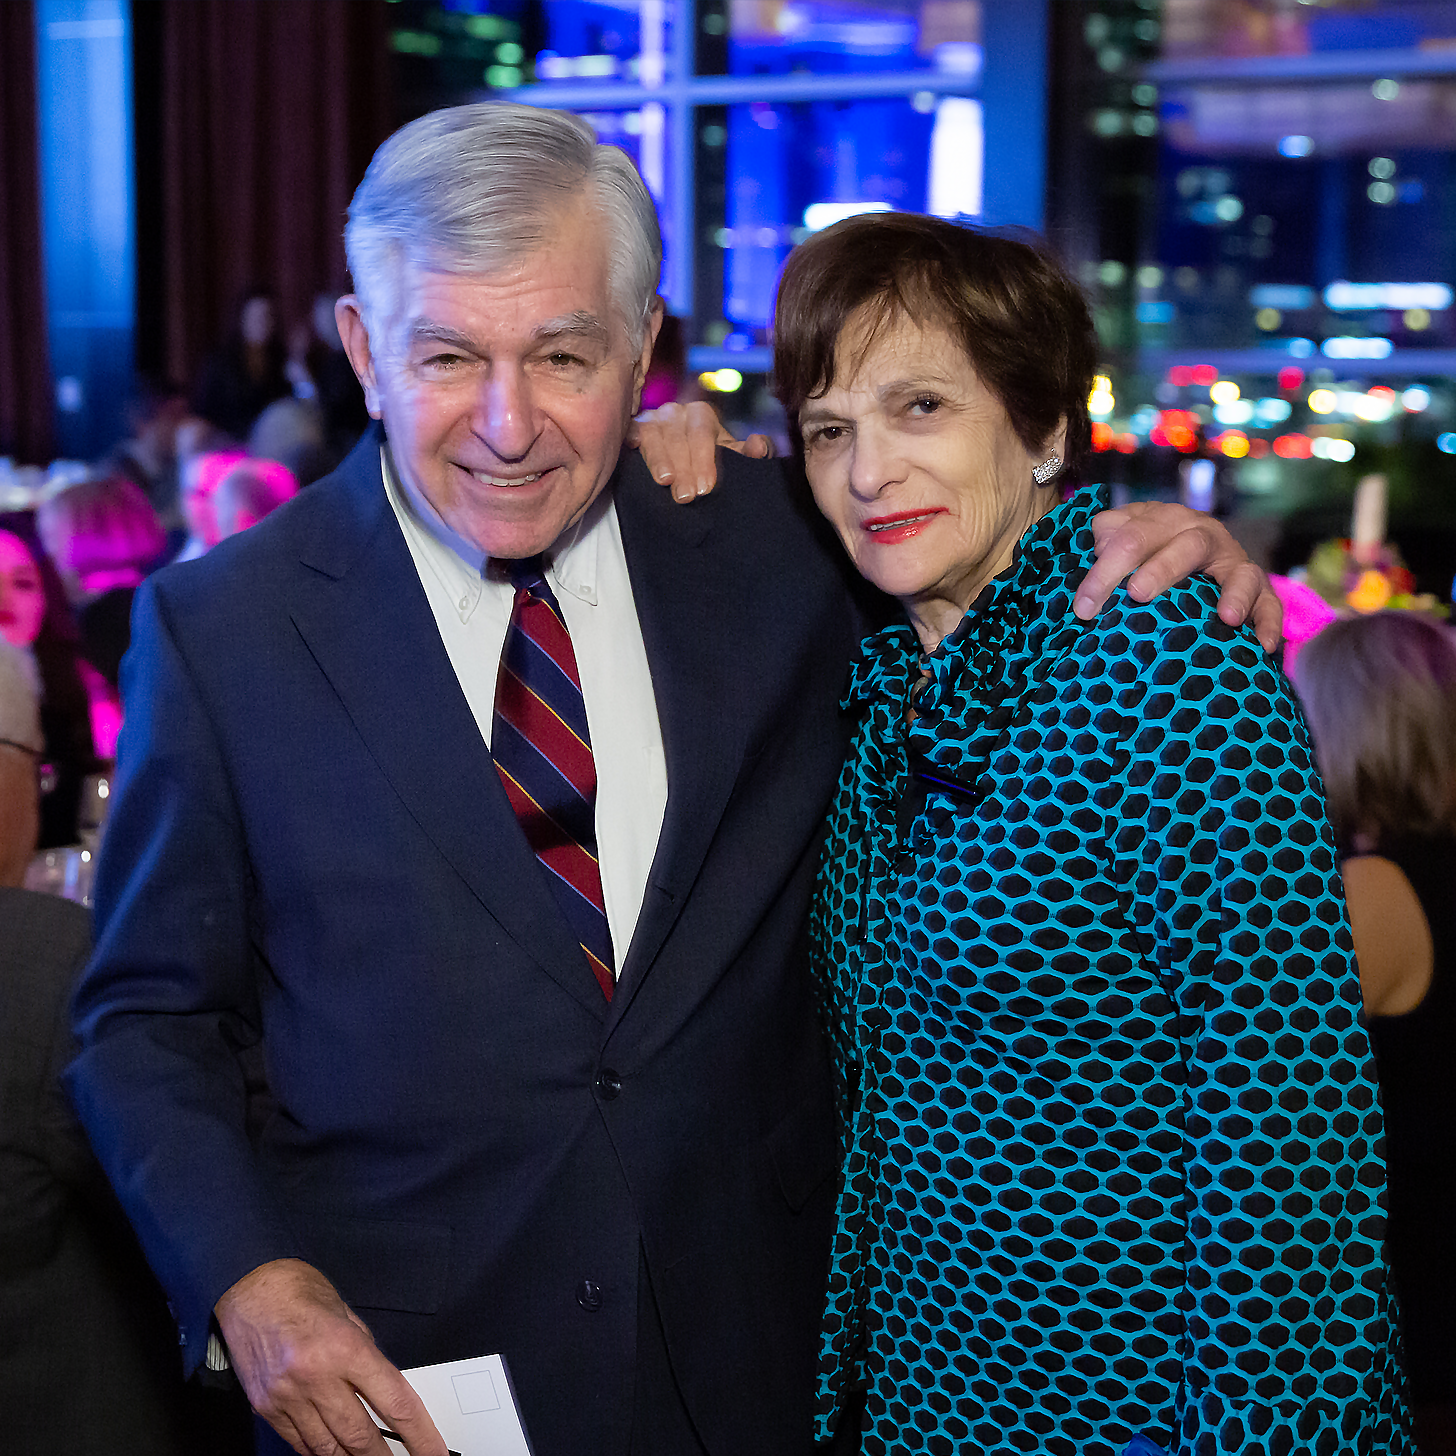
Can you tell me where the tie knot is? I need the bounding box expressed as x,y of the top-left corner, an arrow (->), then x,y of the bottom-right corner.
500,556 -> 550,597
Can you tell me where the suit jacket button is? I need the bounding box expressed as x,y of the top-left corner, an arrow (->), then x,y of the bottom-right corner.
576,1279 -> 603,1312
595,1069 -> 622,1100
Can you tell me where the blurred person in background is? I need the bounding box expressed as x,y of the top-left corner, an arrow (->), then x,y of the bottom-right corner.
0,527 -> 46,654
639,311 -> 689,411
246,395 -> 327,486
102,374 -> 190,532
213,457 -> 298,541
36,476 -> 166,689
176,448 -> 249,563
0,638 -> 251,1455
174,415 -> 241,465
192,287 -> 292,442
1293,611 -> 1456,1456
0,641 -> 41,886
288,288 -> 371,473
0,523 -> 95,847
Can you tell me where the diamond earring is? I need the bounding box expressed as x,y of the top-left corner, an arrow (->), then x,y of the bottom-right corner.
1032,455 -> 1063,486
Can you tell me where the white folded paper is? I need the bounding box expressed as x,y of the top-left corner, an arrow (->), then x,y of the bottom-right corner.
374,1352 -> 533,1456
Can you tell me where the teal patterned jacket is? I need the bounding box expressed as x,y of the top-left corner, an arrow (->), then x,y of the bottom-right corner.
810,488 -> 1412,1455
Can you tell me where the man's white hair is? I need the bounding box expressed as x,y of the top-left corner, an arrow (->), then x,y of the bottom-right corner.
345,103 -> 661,352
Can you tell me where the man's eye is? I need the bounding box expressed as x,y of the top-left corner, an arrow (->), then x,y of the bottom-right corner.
547,352 -> 586,368
421,353 -> 466,371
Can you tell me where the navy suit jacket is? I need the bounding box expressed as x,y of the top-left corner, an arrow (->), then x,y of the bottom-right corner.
68,431 -> 864,1455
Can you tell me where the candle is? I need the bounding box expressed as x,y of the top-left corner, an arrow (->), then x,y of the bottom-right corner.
1351,473 -> 1386,564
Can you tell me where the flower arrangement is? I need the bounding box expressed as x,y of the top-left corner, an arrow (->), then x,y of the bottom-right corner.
1299,537 -> 1445,617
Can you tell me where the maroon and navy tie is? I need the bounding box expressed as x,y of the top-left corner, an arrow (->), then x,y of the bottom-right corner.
491,557 -> 615,1000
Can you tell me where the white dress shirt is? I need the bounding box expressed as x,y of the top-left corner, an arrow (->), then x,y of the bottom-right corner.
382,446 -> 668,972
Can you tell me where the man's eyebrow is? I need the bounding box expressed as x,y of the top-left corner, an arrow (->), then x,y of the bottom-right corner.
402,313 -> 612,353
533,312 -> 611,348
406,320 -> 479,352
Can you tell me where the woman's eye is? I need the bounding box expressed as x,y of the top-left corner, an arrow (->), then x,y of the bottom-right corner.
909,395 -> 941,415
807,425 -> 845,447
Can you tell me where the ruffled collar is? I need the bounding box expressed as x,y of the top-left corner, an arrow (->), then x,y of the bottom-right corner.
844,486 -> 1105,715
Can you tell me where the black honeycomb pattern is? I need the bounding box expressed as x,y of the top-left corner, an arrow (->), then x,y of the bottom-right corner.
809,491 -> 1412,1456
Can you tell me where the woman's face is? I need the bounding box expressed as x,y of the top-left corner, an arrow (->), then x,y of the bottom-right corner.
799,307 -> 1062,650
0,531 -> 46,647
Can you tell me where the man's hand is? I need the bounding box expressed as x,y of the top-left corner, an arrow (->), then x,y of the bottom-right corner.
215,1258 -> 447,1456
628,401 -> 773,503
1076,501 -> 1283,653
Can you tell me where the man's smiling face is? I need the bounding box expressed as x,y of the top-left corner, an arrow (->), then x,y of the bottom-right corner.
339,195 -> 660,559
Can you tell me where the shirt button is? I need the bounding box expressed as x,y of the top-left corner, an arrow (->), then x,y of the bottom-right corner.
595,1069 -> 622,1101
458,596 -> 470,611
576,1279 -> 603,1312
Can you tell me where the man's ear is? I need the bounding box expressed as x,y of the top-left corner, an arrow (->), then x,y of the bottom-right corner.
336,296 -> 384,419
630,297 -> 667,414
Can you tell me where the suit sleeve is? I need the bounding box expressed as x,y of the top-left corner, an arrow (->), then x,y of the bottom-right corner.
65,577 -> 304,1373
1098,596 -> 1405,1454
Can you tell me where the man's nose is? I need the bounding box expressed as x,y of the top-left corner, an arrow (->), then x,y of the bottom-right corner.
475,366 -> 539,461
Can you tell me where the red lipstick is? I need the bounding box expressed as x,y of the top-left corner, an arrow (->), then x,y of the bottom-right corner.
861,507 -> 946,544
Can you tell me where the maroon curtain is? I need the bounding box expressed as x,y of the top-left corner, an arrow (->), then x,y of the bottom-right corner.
0,0 -> 54,463
142,0 -> 394,391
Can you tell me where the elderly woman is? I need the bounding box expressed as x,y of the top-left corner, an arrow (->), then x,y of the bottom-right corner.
1293,612 -> 1456,1456
769,215 -> 1409,1455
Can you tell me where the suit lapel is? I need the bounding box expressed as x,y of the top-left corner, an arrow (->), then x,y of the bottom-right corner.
288,441 -> 606,1022
610,464 -> 756,1021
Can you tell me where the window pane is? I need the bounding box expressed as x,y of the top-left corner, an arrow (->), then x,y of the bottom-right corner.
534,0 -> 676,85
727,0 -> 980,78
390,0 -> 678,89
571,108 -> 675,292
1148,82 -> 1456,352
1162,0 -> 1456,61
715,94 -> 981,332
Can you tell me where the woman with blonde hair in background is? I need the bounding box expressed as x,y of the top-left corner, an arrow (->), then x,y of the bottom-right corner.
1294,611 -> 1456,1456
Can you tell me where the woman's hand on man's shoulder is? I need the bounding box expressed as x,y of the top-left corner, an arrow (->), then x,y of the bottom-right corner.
627,402 -> 775,503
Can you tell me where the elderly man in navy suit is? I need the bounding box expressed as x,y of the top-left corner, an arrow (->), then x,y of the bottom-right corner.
68,104 -> 1274,1456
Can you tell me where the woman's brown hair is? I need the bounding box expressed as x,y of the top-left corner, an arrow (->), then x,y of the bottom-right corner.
772,213 -> 1097,473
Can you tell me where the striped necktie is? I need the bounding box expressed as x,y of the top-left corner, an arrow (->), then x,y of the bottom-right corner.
491,557 -> 615,1000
